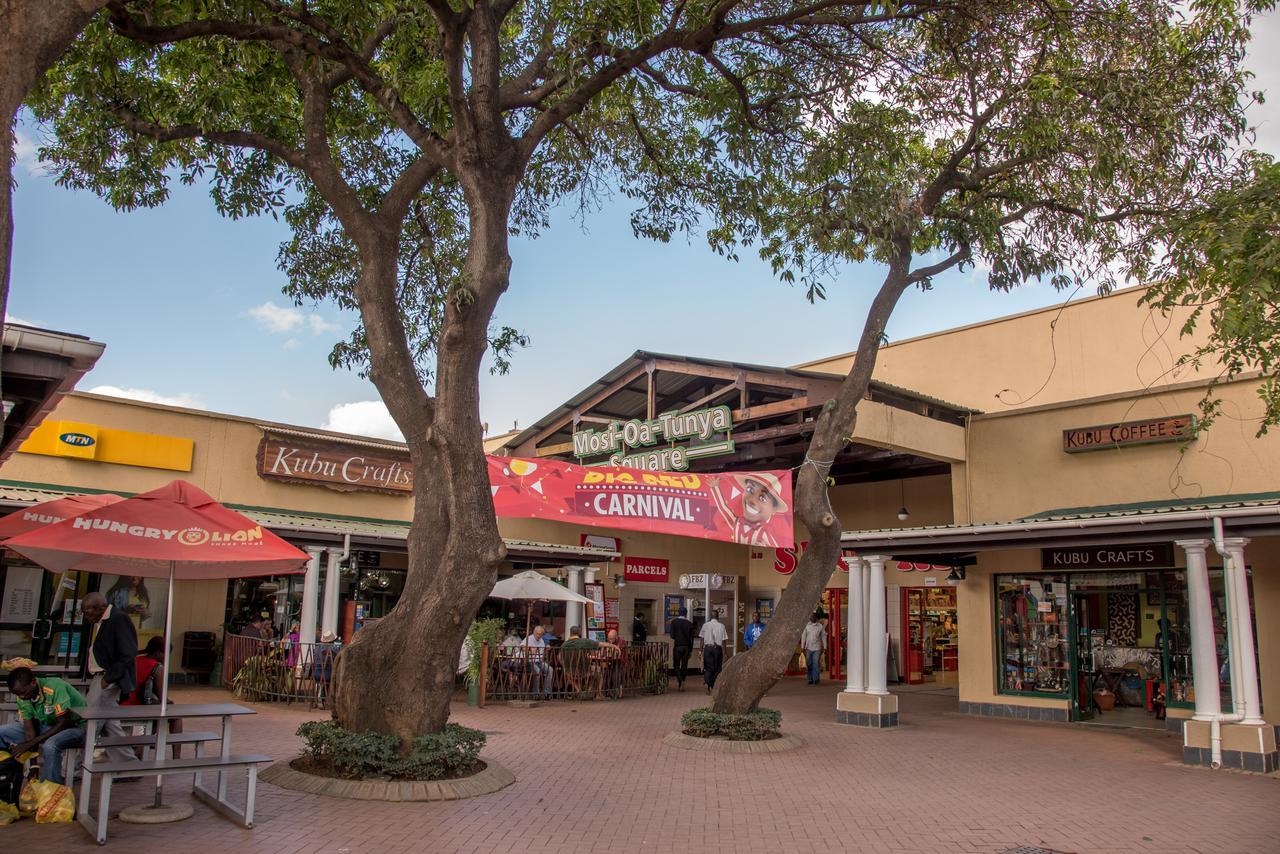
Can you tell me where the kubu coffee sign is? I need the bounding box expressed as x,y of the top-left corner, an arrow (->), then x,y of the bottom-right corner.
257,432 -> 413,494
1063,415 -> 1195,453
624,556 -> 669,583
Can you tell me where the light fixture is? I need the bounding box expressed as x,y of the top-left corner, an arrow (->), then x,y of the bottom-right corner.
611,573 -> 627,589
896,477 -> 910,521
946,567 -> 966,582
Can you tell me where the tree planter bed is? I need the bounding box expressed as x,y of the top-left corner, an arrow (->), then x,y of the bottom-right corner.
260,757 -> 515,801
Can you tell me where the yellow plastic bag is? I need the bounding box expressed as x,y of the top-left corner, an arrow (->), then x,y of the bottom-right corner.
0,801 -> 20,826
17,779 -> 38,817
0,751 -> 38,764
33,781 -> 74,824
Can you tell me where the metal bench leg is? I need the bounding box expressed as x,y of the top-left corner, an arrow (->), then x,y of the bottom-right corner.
244,765 -> 258,828
97,774 -> 113,844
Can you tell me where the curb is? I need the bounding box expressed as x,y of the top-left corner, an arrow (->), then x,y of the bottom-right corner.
661,731 -> 804,753
259,758 -> 516,801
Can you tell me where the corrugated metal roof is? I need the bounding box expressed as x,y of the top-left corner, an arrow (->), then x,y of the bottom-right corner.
256,425 -> 409,453
0,482 -> 618,561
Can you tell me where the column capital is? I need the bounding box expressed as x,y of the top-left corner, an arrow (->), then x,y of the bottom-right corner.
304,544 -> 327,557
1173,538 -> 1211,553
861,554 -> 892,565
1222,536 -> 1251,549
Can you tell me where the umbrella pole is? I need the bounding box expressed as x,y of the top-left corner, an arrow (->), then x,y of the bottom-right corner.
155,560 -> 176,809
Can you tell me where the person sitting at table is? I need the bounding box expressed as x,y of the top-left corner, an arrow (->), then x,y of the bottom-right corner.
122,636 -> 184,757
605,628 -> 627,648
521,624 -> 554,699
0,666 -> 86,785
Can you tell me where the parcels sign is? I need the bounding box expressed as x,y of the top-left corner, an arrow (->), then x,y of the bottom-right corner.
623,556 -> 669,583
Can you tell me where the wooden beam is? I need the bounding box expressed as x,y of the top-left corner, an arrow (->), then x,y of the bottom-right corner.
646,360 -> 656,420
678,382 -> 738,414
732,395 -> 812,424
731,421 -> 814,444
525,363 -> 648,450
650,358 -> 811,391
535,441 -> 575,457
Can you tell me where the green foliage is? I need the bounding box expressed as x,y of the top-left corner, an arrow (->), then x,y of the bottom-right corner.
681,707 -> 782,741
1141,156 -> 1280,435
297,719 -> 486,780
231,651 -> 290,701
465,617 -> 505,686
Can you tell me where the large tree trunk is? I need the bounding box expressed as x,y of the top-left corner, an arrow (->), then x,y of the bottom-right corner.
712,252 -> 915,714
0,0 -> 108,360
331,169 -> 515,744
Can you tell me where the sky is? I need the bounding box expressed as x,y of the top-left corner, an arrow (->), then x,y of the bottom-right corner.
6,9 -> 1278,443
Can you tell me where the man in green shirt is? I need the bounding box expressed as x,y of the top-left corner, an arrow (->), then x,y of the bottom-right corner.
1,667 -> 86,785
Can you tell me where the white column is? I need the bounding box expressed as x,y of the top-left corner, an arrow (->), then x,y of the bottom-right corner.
299,545 -> 325,648
321,549 -> 342,638
566,566 -> 584,633
845,558 -> 866,693
1224,538 -> 1263,724
1178,539 -> 1221,721
865,554 -> 889,695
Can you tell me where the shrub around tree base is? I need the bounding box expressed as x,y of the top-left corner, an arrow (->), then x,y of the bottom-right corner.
297,720 -> 485,780
681,707 -> 782,741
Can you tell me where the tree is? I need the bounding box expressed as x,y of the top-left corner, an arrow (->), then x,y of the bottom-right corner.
707,0 -> 1264,713
1141,155 -> 1280,435
30,0 -> 955,744
1,0 -> 111,386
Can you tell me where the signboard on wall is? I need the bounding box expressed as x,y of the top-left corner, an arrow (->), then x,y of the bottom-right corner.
580,534 -> 621,561
623,556 -> 669,583
1042,543 -> 1174,570
663,594 -> 685,633
571,405 -> 735,471
258,432 -> 413,494
1062,415 -> 1195,453
584,582 -> 606,639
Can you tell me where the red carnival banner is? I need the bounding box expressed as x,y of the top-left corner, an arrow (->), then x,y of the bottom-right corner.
487,456 -> 794,549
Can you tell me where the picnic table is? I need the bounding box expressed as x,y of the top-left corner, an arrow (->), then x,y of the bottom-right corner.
75,702 -> 269,845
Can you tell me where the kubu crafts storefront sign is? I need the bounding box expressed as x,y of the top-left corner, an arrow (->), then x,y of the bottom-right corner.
1043,543 -> 1174,570
257,432 -> 413,494
488,456 -> 794,548
623,556 -> 669,583
571,405 -> 734,471
1062,415 -> 1195,453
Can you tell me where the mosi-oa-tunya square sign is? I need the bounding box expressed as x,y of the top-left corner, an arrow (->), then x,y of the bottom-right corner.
571,405 -> 734,471
257,432 -> 412,494
1062,414 -> 1195,453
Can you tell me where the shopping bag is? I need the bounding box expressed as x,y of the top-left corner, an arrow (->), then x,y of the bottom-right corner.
17,779 -> 39,817
0,801 -> 19,826
33,781 -> 74,824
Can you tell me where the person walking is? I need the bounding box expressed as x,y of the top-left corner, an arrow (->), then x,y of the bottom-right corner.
80,591 -> 139,769
631,612 -> 648,645
801,612 -> 827,685
669,608 -> 694,691
699,609 -> 728,694
743,612 -> 765,649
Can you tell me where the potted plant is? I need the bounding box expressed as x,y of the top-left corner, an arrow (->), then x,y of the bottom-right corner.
464,618 -> 504,705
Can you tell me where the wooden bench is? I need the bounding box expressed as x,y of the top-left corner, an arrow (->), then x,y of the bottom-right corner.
79,753 -> 272,845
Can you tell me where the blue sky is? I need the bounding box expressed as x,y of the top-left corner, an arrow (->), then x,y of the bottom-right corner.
7,10 -> 1277,442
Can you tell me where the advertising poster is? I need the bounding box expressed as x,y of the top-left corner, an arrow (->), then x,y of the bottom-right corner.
663,594 -> 685,634
488,456 -> 793,549
100,574 -> 170,649
585,581 -> 606,640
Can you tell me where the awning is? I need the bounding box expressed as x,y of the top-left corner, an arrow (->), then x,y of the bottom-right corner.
841,492 -> 1280,557
1,324 -> 105,464
0,482 -> 619,564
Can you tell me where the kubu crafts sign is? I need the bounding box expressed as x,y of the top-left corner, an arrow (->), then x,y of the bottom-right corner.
571,405 -> 734,471
1062,415 -> 1195,453
258,432 -> 412,494
1043,543 -> 1174,570
488,456 -> 793,548
624,556 -> 670,583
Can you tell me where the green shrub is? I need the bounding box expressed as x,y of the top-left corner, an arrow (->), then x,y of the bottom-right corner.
680,707 -> 781,741
465,617 -> 506,687
297,720 -> 486,780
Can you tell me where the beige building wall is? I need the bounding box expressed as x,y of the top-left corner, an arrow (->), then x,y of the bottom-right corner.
798,286 -> 1220,413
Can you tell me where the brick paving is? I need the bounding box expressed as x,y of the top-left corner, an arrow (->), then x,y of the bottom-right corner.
5,679 -> 1278,853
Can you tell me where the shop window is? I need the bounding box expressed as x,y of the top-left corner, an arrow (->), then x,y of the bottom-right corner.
996,574 -> 1069,696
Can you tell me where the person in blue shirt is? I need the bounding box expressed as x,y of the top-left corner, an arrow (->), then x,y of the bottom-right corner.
743,612 -> 765,649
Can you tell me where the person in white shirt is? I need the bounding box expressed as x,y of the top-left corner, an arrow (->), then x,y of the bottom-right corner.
699,610 -> 729,694
522,625 -> 554,699
800,613 -> 827,685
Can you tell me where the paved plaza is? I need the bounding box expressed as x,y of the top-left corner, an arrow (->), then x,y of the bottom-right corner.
6,679 -> 1278,853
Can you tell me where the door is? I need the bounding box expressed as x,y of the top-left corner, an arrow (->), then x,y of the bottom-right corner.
0,560 -> 90,667
902,588 -> 926,684
1071,593 -> 1095,721
825,588 -> 845,680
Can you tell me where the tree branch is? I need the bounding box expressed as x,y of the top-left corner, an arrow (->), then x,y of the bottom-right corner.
111,105 -> 307,171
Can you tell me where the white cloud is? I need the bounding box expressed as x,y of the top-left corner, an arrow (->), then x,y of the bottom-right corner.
247,301 -> 341,336
282,338 -> 301,350
87,385 -> 205,410
321,400 -> 404,441
13,128 -> 41,175
247,301 -> 305,333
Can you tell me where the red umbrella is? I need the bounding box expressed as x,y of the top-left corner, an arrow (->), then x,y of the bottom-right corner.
4,479 -> 309,707
0,492 -> 124,539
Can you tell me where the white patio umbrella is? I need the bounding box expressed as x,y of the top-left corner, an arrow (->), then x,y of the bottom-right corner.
489,570 -> 594,638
